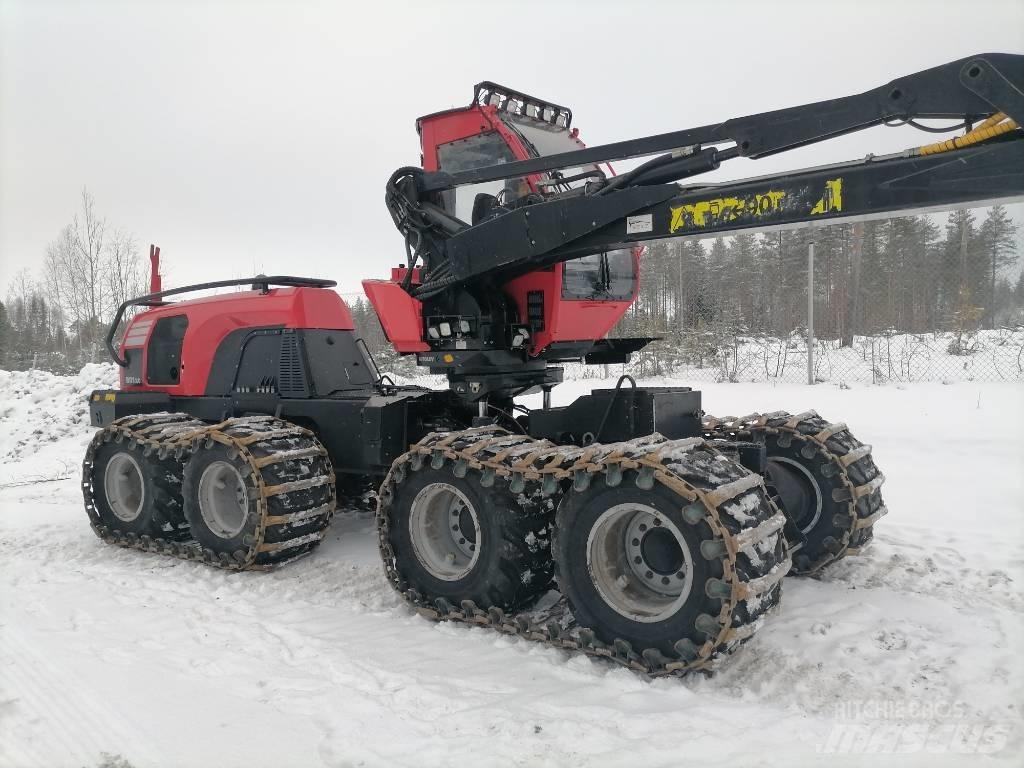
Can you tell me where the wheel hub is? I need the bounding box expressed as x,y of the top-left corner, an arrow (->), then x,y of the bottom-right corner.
456,505 -> 477,548
103,452 -> 145,522
409,483 -> 481,581
766,457 -> 822,535
639,527 -> 684,575
588,504 -> 694,622
197,461 -> 249,539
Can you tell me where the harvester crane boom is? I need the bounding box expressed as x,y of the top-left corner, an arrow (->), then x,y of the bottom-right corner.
415,53 -> 1023,190
386,53 -> 1024,297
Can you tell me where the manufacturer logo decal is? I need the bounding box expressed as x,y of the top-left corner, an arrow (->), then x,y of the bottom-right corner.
668,177 -> 844,233
626,214 -> 654,234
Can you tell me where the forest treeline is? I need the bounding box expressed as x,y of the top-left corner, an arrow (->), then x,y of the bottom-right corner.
607,205 -> 1023,374
618,206 -> 1020,341
2,190 -> 1021,378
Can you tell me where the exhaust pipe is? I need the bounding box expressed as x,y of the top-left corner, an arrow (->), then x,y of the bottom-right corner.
149,244 -> 162,294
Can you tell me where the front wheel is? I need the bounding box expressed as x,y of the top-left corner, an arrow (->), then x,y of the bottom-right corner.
89,440 -> 188,539
182,443 -> 261,555
555,479 -> 723,657
181,426 -> 336,564
380,460 -> 553,612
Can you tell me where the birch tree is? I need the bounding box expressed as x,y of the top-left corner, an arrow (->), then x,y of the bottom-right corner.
43,188 -> 145,359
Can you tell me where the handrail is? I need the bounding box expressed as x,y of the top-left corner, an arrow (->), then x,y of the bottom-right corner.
105,275 -> 337,367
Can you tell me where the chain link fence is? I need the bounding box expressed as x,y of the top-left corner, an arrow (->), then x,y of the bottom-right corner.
605,209 -> 1024,384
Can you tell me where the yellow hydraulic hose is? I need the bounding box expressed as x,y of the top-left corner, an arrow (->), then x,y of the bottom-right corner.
916,112 -> 1020,156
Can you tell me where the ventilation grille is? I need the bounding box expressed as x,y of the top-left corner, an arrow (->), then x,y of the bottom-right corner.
527,290 -> 545,332
278,332 -> 309,397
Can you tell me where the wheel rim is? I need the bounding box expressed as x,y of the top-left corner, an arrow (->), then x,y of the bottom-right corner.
197,461 -> 250,539
587,503 -> 694,623
766,457 -> 822,535
409,483 -> 480,581
103,453 -> 145,522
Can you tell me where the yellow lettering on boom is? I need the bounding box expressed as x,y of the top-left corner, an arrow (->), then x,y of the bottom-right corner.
669,189 -> 785,233
810,178 -> 843,215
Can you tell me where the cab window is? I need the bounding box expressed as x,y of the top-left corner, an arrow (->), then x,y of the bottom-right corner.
562,250 -> 635,301
436,132 -> 525,222
147,314 -> 188,385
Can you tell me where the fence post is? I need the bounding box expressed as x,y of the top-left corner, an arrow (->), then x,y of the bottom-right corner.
807,240 -> 815,385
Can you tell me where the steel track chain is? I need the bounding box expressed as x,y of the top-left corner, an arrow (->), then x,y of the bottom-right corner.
702,410 -> 886,574
82,412 -> 337,571
376,427 -> 791,677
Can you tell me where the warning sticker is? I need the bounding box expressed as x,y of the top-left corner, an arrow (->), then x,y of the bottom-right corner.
626,214 -> 653,234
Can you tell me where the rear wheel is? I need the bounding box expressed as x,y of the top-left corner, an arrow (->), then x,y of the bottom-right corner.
769,455 -> 824,525
705,411 -> 886,575
196,460 -> 251,539
90,441 -> 188,539
761,431 -> 870,574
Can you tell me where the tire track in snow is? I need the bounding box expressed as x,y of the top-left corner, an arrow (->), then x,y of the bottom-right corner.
0,625 -> 158,768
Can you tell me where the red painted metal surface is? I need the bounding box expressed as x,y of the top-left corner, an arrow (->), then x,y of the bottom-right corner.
148,245 -> 162,294
362,279 -> 429,353
503,255 -> 639,356
417,103 -> 548,195
120,287 -> 354,393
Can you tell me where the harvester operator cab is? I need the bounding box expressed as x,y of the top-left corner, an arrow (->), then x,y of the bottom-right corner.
404,81 -> 640,363
418,81 -> 601,221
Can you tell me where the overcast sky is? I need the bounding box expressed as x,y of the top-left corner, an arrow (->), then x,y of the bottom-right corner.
1,0 -> 1022,301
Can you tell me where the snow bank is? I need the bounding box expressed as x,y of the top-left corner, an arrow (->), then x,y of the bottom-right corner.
0,364 -> 117,468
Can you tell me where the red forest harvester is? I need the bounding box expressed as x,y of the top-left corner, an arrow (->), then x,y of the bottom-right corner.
84,55 -> 1024,675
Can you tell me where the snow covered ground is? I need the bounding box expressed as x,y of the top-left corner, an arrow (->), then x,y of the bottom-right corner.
569,327 -> 1024,385
1,368 -> 1022,767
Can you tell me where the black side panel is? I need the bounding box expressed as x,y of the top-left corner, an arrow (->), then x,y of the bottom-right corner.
528,387 -> 702,444
205,326 -> 283,396
302,330 -> 375,394
360,396 -> 411,468
205,327 -> 373,399
89,390 -> 173,427
235,332 -> 284,393
88,384 -> 466,475
146,315 -> 188,385
123,347 -> 144,386
280,395 -> 369,473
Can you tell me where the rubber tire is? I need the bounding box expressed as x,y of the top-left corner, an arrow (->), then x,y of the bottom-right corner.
554,477 -> 722,657
763,433 -> 849,574
182,443 -> 261,555
385,463 -> 552,611
90,441 -> 189,540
